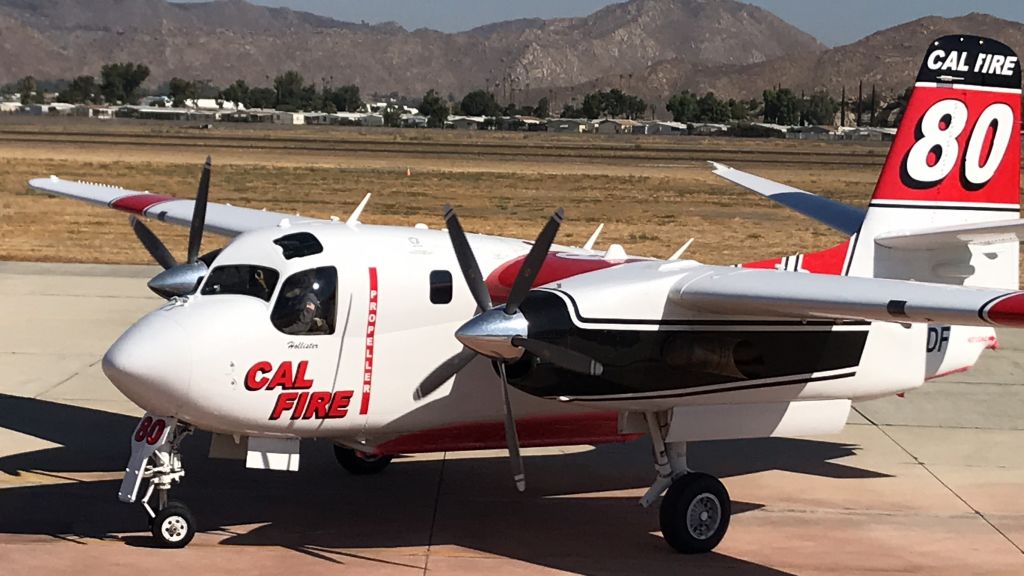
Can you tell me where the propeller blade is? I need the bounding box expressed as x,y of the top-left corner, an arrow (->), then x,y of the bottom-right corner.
413,347 -> 478,401
129,216 -> 177,270
186,156 -> 212,264
497,362 -> 526,492
512,337 -> 603,377
443,205 -> 493,312
505,208 -> 564,315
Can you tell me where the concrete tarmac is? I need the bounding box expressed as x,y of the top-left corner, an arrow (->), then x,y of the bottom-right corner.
1,261 -> 1022,575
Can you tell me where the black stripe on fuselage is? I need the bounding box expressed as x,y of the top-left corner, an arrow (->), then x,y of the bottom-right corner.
552,370 -> 857,402
868,201 -> 1021,213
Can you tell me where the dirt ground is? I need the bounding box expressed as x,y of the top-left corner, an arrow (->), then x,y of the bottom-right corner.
0,117 -> 889,266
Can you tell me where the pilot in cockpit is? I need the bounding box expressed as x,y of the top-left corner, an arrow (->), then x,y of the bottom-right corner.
280,270 -> 326,335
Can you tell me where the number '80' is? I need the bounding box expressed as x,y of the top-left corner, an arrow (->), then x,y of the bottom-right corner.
903,99 -> 1014,189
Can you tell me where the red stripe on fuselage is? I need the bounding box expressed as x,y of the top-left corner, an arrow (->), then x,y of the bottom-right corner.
372,411 -> 641,455
741,240 -> 850,275
110,194 -> 176,215
360,267 -> 379,415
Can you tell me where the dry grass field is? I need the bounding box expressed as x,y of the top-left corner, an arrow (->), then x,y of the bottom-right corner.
0,117 -> 890,267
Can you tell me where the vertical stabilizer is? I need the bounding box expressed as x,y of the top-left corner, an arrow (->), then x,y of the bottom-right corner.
848,35 -> 1021,289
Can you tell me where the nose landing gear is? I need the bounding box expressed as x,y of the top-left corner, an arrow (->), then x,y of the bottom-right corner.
120,414 -> 196,548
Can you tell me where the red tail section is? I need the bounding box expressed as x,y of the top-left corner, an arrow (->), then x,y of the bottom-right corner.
742,36 -> 1021,283
871,35 -> 1021,209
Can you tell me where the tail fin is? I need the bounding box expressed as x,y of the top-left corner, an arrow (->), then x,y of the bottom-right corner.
849,35 -> 1022,288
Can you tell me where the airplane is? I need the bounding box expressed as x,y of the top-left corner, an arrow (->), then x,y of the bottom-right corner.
24,34 -> 1024,553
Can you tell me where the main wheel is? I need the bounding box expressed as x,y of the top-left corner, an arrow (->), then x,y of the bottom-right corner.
151,501 -> 196,548
334,445 -> 393,475
659,472 -> 731,554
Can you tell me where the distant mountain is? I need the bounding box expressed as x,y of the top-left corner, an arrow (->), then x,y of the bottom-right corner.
0,0 -> 824,99
602,13 -> 1024,104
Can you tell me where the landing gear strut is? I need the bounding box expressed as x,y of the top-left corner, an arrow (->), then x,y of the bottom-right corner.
120,414 -> 196,548
641,411 -> 731,554
334,445 -> 393,475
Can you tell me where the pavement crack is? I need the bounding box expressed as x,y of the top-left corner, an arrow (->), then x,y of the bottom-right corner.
423,451 -> 448,575
31,357 -> 102,399
854,406 -> 1024,556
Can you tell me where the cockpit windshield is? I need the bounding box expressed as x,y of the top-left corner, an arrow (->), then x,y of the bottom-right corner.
200,265 -> 279,302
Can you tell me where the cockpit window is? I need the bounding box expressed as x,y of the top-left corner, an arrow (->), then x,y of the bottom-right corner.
271,267 -> 338,335
200,265 -> 279,302
274,232 -> 324,260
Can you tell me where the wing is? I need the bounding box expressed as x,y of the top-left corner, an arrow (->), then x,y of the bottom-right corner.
28,176 -> 324,237
671,265 -> 1024,328
709,162 -> 865,236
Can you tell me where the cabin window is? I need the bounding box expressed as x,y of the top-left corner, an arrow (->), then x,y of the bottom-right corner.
271,267 -> 338,335
200,265 -> 279,302
430,270 -> 453,304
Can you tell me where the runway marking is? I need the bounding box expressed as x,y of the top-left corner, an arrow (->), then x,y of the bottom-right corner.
854,407 -> 1024,556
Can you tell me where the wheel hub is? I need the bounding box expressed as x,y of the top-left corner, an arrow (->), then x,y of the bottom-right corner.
161,516 -> 187,542
686,492 -> 721,541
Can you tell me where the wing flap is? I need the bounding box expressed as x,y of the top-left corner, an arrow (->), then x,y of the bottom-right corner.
671,265 -> 1024,328
709,162 -> 865,236
28,177 -> 318,237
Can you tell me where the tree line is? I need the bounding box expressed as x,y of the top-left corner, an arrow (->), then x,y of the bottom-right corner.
4,61 -> 903,128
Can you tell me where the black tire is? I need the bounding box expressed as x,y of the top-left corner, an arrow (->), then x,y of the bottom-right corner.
334,445 -> 393,475
659,472 -> 731,554
151,501 -> 196,548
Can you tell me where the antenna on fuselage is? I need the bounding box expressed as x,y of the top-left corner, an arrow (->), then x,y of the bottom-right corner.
669,238 -> 695,261
346,193 -> 372,226
583,223 -> 604,250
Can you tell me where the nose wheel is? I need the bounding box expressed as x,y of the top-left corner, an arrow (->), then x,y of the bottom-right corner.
150,500 -> 196,548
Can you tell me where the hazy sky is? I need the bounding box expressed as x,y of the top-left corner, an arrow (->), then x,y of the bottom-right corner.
179,0 -> 1024,46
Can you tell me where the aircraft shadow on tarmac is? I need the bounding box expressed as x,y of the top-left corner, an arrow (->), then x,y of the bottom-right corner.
0,394 -> 889,575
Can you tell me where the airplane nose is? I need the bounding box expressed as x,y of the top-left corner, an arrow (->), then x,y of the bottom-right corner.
103,313 -> 192,415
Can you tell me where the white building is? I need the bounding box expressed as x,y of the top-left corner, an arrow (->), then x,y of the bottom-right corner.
273,111 -> 305,125
641,121 -> 688,135
448,115 -> 486,130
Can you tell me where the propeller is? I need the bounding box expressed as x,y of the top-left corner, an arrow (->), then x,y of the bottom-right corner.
130,156 -> 215,299
414,206 -> 604,493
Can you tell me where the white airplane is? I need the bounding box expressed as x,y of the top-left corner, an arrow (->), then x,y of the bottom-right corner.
26,35 -> 1024,553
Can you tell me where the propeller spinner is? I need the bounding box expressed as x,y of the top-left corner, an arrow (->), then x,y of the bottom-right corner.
414,206 -> 603,493
130,156 -> 216,299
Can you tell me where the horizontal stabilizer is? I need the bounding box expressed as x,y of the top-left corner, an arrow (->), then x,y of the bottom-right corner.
671,265 -> 1024,328
875,219 -> 1024,249
709,162 -> 864,235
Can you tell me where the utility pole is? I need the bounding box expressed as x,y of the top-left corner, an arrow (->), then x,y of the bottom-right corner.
870,84 -> 876,125
857,80 -> 863,127
841,85 -> 846,127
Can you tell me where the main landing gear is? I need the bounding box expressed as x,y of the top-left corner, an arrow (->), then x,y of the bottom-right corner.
333,445 -> 393,475
640,412 -> 731,554
121,415 -> 197,548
